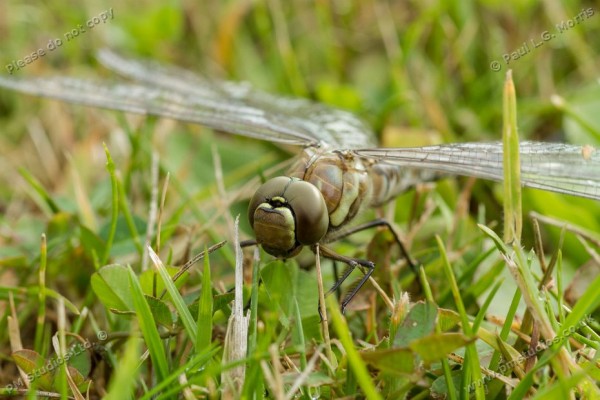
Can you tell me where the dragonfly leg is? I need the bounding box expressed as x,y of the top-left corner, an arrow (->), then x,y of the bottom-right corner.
240,239 -> 259,248
325,218 -> 418,276
340,264 -> 375,313
317,245 -> 375,313
332,261 -> 342,300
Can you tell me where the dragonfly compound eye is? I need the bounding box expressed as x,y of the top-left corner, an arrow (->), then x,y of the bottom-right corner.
249,176 -> 329,258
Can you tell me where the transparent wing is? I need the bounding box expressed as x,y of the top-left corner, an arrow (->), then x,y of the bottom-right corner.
0,49 -> 375,149
356,141 -> 600,200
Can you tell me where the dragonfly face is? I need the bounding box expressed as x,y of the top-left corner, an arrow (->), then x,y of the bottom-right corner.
248,176 -> 329,258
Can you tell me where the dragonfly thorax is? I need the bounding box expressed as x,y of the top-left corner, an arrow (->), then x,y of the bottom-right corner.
248,176 -> 329,258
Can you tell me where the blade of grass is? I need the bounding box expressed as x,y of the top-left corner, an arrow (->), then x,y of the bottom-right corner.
148,247 -> 198,349
34,234 -> 47,353
68,152 -> 98,232
155,171 -> 170,253
285,345 -> 323,400
420,267 -> 457,400
480,226 -> 600,393
117,172 -> 143,257
196,246 -> 213,352
18,167 -> 60,214
127,266 -> 169,382
142,150 -> 159,271
556,273 -> 600,345
291,298 -> 307,370
531,366 -> 600,400
487,287 -> 521,371
551,94 -> 600,142
139,345 -> 219,400
7,294 -> 26,387
103,334 -> 140,400
315,244 -> 336,370
267,0 -> 307,96
248,247 -> 260,354
51,298 -> 69,398
472,279 -> 503,333
0,287 -> 80,315
242,248 -> 262,398
327,295 -> 382,400
436,236 -> 485,400
102,144 -> 119,266
502,70 -> 522,244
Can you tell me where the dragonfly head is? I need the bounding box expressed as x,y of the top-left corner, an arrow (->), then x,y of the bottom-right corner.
248,176 -> 329,258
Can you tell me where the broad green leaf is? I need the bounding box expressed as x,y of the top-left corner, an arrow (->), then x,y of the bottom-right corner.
213,292 -> 235,314
409,333 -> 476,363
144,295 -> 174,327
187,291 -> 235,322
361,348 -> 416,375
438,308 -> 461,332
431,372 -> 476,399
79,225 -> 106,262
90,264 -> 134,311
562,85 -> 600,144
394,301 -> 437,348
261,260 -> 293,327
292,267 -> 318,318
63,365 -> 87,389
12,349 -> 54,391
281,371 -> 334,387
64,341 -> 92,378
98,216 -> 147,258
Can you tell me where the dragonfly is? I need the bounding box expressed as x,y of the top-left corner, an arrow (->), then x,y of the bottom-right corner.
1,50 -> 599,310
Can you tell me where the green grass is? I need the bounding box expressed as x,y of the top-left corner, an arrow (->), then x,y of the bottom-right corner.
1,0 -> 600,398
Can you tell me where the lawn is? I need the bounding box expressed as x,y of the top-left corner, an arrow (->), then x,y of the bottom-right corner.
1,1 -> 599,399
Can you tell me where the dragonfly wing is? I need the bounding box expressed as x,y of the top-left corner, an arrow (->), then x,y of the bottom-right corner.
97,49 -> 377,149
356,141 -> 600,201
0,50 -> 376,149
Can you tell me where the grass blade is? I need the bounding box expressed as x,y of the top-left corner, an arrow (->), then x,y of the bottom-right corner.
327,296 -> 382,400
103,336 -> 140,400
196,247 -> 213,352
502,70 -> 522,244
127,266 -> 169,381
436,236 -> 485,400
34,234 -> 47,353
148,247 -> 198,349
102,144 -> 119,266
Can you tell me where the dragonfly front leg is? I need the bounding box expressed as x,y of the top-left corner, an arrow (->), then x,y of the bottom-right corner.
318,218 -> 421,313
240,239 -> 259,248
317,245 -> 375,313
